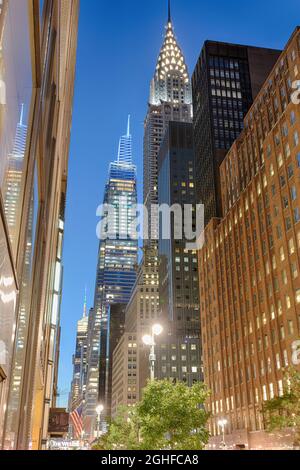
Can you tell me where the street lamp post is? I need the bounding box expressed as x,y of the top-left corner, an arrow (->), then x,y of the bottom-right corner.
143,324 -> 163,382
96,404 -> 104,440
218,419 -> 228,449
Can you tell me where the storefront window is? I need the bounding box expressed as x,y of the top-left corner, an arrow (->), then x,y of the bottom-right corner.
0,0 -> 34,449
0,217 -> 17,446
3,165 -> 38,449
0,0 -> 33,258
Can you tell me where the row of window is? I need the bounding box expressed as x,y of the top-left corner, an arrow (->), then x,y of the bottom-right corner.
161,366 -> 199,374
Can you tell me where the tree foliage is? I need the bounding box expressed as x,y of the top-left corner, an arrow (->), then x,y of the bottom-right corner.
93,380 -> 210,450
137,380 -> 210,450
92,407 -> 140,451
262,367 -> 300,445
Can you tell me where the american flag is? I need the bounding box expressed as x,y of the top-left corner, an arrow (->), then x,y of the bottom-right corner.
70,403 -> 83,438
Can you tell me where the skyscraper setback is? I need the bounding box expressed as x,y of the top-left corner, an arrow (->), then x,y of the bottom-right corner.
84,118 -> 138,439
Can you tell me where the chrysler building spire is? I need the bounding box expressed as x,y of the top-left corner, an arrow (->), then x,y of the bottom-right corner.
168,0 -> 171,23
144,3 -> 193,252
149,3 -> 192,106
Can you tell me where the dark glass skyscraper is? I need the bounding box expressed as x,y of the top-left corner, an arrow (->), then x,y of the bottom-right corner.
84,118 -> 138,439
157,121 -> 202,386
192,41 -> 281,226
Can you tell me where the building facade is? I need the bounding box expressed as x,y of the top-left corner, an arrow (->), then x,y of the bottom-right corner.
192,41 -> 281,226
84,119 -> 138,439
104,303 -> 127,418
143,3 -> 192,261
111,333 -> 139,418
69,297 -> 89,416
110,5 -> 196,414
199,27 -> 300,449
111,264 -> 161,416
157,121 -> 202,385
0,0 -> 79,450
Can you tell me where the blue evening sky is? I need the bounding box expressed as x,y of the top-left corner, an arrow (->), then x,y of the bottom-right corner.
57,0 -> 299,404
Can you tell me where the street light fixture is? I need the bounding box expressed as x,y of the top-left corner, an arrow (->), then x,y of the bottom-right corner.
142,334 -> 153,346
96,404 -> 104,439
218,418 -> 228,449
142,324 -> 163,381
152,324 -> 163,336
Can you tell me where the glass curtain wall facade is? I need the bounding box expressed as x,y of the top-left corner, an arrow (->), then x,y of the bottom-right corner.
0,0 -> 79,450
84,120 -> 138,439
0,0 -> 34,448
192,41 -> 281,226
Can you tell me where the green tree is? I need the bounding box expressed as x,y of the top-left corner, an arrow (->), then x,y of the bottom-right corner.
137,380 -> 210,450
93,380 -> 210,450
92,407 -> 140,451
262,368 -> 300,446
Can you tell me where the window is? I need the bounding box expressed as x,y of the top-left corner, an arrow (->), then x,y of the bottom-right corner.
291,262 -> 298,279
291,111 -> 296,125
276,354 -> 281,370
286,217 -> 292,231
284,350 -> 289,367
282,270 -> 288,285
280,175 -> 286,187
0,1 -> 33,259
0,367 -> 7,416
294,131 -> 299,147
282,123 -> 288,137
288,320 -> 294,335
288,165 -> 294,179
263,385 -> 268,401
291,186 -> 297,201
278,380 -> 284,397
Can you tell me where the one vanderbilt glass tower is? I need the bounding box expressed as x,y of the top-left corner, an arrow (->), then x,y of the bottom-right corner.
84,117 -> 138,438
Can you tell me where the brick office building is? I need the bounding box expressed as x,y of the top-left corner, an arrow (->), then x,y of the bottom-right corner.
199,27 -> 300,449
